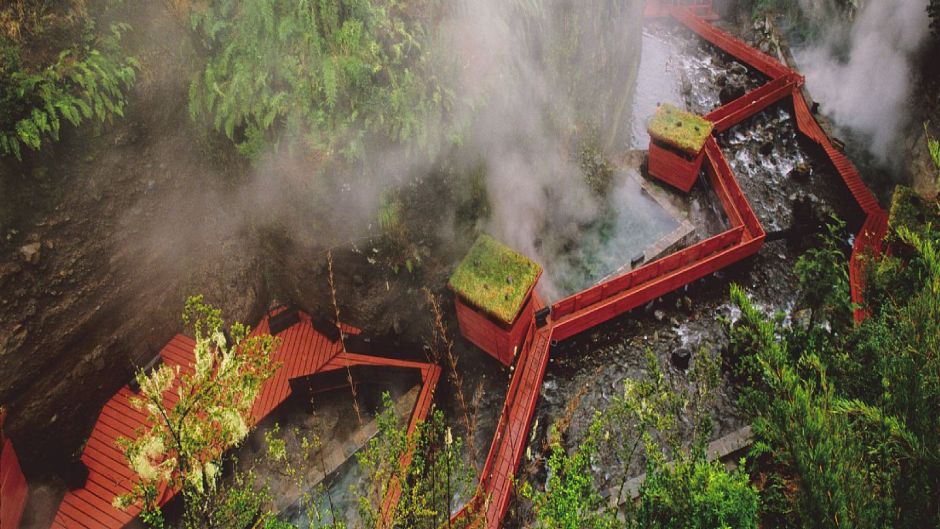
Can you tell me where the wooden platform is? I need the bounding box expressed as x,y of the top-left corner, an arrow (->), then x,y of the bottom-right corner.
447,4 -> 889,528
5,4 -> 888,529
47,310 -> 440,529
1,411 -> 28,529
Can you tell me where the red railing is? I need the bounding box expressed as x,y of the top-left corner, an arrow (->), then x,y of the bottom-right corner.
706,74 -> 799,133
1,410 -> 28,529
849,211 -> 889,323
671,7 -> 794,80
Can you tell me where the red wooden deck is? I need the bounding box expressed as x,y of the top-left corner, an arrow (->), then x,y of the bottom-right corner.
448,5 -> 888,528
46,310 -> 440,529
5,4 -> 890,529
1,411 -> 28,529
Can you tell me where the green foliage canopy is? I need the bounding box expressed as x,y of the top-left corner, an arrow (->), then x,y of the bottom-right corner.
0,12 -> 138,160
729,209 -> 940,529
188,0 -> 451,160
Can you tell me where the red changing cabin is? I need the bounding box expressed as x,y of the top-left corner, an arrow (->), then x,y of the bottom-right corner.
648,103 -> 714,192
449,234 -> 542,366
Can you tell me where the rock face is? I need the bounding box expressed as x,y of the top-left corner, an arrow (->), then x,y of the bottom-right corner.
0,1 -> 267,480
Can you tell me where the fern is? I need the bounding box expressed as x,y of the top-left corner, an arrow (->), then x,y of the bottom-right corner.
0,22 -> 138,160
188,0 -> 449,160
926,123 -> 940,188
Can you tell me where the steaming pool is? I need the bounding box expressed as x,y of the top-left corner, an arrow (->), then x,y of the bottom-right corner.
547,169 -> 693,300
544,27 -> 701,301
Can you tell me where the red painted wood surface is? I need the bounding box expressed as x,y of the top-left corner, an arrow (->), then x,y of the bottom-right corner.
671,7 -> 794,80
454,294 -> 535,366
706,74 -> 799,133
1,411 -> 28,529
49,311 -> 440,529
450,296 -> 551,528
791,88 -> 887,322
849,212 -> 889,323
648,140 -> 706,192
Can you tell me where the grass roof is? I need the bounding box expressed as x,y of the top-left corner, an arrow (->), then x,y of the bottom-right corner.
888,185 -> 940,243
648,104 -> 713,155
448,234 -> 542,324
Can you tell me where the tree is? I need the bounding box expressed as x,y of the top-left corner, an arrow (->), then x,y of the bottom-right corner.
929,0 -> 940,35
114,296 -> 279,529
187,0 -> 451,160
926,124 -> 940,192
728,213 -> 940,529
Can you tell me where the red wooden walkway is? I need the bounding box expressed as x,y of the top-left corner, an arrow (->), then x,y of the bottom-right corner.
1,411 -> 28,529
450,3 -> 888,527
46,310 -> 439,529
4,3 -> 889,529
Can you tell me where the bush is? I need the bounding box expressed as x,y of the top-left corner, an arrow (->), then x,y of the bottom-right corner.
0,3 -> 138,160
728,212 -> 940,529
636,456 -> 758,529
188,0 -> 451,160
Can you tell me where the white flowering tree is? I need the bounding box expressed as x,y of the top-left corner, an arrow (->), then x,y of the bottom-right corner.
114,296 -> 279,529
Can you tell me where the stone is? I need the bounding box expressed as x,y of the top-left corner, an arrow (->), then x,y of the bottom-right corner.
719,79 -> 747,106
671,347 -> 692,370
789,163 -> 812,182
19,242 -> 41,264
759,139 -> 774,156
654,309 -> 666,322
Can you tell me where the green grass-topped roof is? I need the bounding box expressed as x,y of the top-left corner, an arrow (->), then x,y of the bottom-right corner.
648,103 -> 714,155
448,234 -> 542,324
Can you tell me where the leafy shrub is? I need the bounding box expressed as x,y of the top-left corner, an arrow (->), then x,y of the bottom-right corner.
188,0 -> 451,160
636,456 -> 758,529
0,4 -> 138,160
521,424 -> 616,529
729,215 -> 940,529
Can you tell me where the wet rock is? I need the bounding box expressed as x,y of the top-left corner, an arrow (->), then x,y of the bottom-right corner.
671,347 -> 692,370
719,79 -> 747,105
759,139 -> 774,156
19,242 -> 41,264
789,163 -> 812,182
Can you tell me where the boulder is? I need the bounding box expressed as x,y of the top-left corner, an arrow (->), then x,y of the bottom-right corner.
19,242 -> 41,265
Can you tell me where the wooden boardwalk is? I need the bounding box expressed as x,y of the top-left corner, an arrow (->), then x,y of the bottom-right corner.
48,310 -> 440,529
3,3 -> 889,529
450,3 -> 889,528
1,411 -> 28,529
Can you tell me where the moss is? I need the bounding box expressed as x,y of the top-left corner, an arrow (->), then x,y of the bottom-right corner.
887,185 -> 940,243
448,234 -> 541,324
647,104 -> 713,155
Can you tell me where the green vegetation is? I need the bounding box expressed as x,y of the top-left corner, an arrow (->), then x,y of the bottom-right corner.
188,0 -> 451,160
0,1 -> 138,160
926,124 -> 940,189
448,234 -> 542,324
357,395 -> 478,529
647,104 -> 713,156
888,185 -> 940,243
523,350 -> 759,529
114,296 -> 279,528
728,201 -> 940,529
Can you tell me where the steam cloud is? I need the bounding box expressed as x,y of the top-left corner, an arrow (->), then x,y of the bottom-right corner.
796,0 -> 930,161
444,0 -> 646,298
